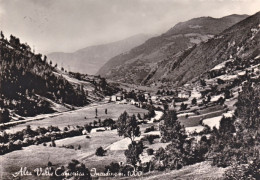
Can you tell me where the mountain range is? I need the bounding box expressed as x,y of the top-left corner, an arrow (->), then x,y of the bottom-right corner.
97,14 -> 250,86
48,34 -> 152,75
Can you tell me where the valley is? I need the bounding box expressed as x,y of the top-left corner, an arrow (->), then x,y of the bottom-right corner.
1,7 -> 260,180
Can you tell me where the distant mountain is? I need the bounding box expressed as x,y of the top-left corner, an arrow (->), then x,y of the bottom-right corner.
97,14 -> 249,85
146,12 -> 260,86
48,34 -> 152,75
0,34 -> 118,120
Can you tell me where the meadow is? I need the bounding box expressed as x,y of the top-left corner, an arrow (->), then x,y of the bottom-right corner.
5,103 -> 148,134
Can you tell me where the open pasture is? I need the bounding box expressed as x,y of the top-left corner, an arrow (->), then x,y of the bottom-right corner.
5,103 -> 148,133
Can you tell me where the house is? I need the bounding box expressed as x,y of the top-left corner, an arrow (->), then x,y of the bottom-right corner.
130,99 -> 136,105
104,96 -> 111,102
116,96 -> 122,101
190,89 -> 202,99
151,95 -> 158,101
121,99 -> 128,104
144,93 -> 150,100
111,95 -> 117,102
178,91 -> 191,99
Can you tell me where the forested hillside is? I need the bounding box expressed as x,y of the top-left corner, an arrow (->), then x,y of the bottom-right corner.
0,32 -> 117,123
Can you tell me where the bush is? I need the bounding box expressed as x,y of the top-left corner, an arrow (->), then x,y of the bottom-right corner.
144,126 -> 155,133
104,162 -> 120,173
147,148 -> 154,155
142,135 -> 160,144
224,160 -> 260,180
51,140 -> 56,147
95,146 -> 106,156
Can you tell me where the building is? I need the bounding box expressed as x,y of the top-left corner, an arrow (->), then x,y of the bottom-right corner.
111,95 -> 117,102
104,96 -> 111,102
178,91 -> 191,99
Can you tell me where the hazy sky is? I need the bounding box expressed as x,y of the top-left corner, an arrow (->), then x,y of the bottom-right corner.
0,0 -> 259,54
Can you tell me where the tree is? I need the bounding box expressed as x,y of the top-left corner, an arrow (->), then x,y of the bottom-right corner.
224,89 -> 232,99
217,78 -> 225,84
0,31 -> 4,39
159,111 -> 186,143
99,78 -> 107,89
180,103 -> 187,111
200,79 -> 206,86
103,118 -> 116,129
98,119 -> 102,127
93,120 -> 97,127
67,160 -> 91,180
96,146 -> 106,156
0,109 -> 10,124
95,108 -> 98,117
217,97 -> 225,105
117,112 -> 140,143
163,103 -> 169,111
124,141 -> 143,166
207,95 -> 211,103
117,112 -> 142,167
137,113 -> 142,120
191,98 -> 197,105
43,55 -> 47,62
148,108 -> 156,119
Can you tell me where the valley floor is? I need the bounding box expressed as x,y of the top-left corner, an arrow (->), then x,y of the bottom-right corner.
0,94 -> 237,180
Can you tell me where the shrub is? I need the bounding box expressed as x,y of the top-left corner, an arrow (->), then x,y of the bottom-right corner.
95,146 -> 106,156
51,140 -> 56,147
141,135 -> 160,144
144,126 -> 155,133
224,159 -> 260,180
147,148 -> 154,155
146,135 -> 155,144
47,161 -> 53,167
104,162 -> 120,174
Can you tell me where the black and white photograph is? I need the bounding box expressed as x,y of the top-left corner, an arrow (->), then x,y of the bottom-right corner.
0,0 -> 260,179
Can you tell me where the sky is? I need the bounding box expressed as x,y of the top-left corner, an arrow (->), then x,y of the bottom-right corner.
0,0 -> 259,54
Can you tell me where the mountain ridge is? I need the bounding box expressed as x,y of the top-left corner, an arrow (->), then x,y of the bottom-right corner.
146,11 -> 260,86
48,34 -> 152,75
97,14 -> 249,85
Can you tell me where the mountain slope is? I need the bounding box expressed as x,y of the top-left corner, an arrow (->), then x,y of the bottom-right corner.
48,34 -> 152,75
0,34 -> 118,122
151,11 -> 260,86
97,14 -> 249,85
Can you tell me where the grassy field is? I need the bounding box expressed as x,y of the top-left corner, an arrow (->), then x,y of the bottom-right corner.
5,103 -> 148,133
0,124 -> 164,180
178,105 -> 226,127
0,130 -> 124,180
125,161 -> 227,180
0,102 -> 231,180
1,103 -> 148,179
